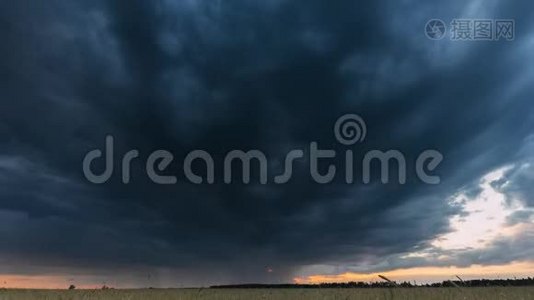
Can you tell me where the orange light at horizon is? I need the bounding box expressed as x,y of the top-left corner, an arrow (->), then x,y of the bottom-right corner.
0,274 -> 103,289
293,261 -> 534,284
2,261 -> 534,289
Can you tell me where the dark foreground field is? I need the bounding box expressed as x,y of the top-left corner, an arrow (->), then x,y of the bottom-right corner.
1,287 -> 534,300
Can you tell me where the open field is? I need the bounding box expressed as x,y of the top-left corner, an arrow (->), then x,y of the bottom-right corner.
2,287 -> 534,300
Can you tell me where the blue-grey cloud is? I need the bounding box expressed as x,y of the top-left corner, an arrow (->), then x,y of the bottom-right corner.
1,0 -> 534,285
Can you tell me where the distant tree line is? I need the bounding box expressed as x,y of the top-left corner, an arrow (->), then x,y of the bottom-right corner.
210,277 -> 534,289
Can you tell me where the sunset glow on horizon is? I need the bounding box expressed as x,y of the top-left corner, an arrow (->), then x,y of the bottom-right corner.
0,274 -> 98,290
2,261 -> 534,289
294,262 -> 534,284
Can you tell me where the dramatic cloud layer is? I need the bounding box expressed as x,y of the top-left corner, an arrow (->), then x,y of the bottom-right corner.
1,0 -> 533,287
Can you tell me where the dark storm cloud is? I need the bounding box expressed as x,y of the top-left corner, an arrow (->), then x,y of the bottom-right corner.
1,0 -> 534,285
492,138 -> 534,207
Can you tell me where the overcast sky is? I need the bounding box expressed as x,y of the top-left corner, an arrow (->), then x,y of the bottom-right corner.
1,0 -> 534,288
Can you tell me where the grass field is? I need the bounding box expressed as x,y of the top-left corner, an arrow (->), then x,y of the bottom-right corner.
1,287 -> 534,300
